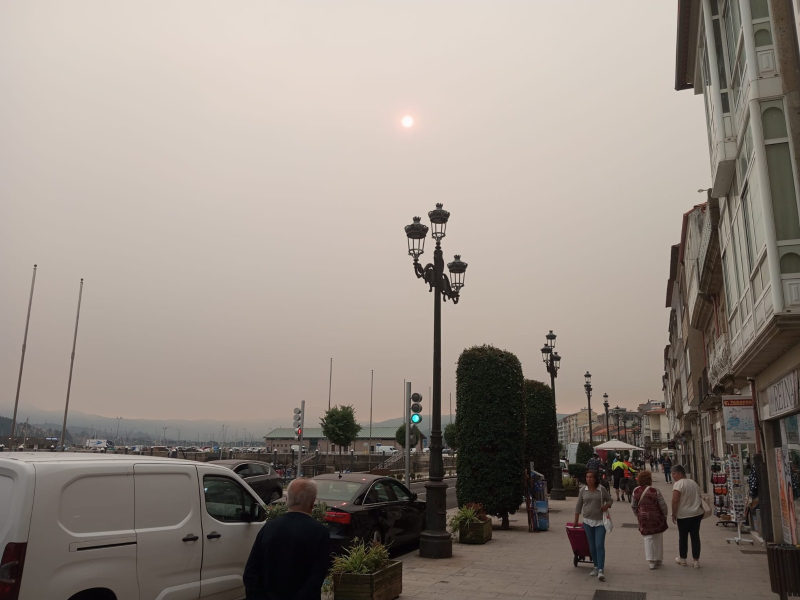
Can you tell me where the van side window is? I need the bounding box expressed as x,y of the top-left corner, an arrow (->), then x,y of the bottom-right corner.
203,476 -> 256,522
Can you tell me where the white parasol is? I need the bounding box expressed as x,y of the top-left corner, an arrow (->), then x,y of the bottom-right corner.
593,439 -> 645,452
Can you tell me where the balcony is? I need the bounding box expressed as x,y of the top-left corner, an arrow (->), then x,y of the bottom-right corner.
707,334 -> 733,393
692,199 -> 721,330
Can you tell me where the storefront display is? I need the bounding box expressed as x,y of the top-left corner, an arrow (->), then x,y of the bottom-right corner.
725,454 -> 753,545
776,415 -> 800,544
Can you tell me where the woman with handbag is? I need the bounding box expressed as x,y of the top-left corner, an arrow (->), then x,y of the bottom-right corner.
670,465 -> 705,568
631,471 -> 669,570
573,470 -> 614,581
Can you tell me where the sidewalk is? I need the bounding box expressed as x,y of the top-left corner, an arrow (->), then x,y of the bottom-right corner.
399,477 -> 773,600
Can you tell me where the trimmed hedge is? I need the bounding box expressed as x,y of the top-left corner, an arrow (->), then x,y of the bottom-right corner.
523,380 -> 557,487
455,345 -> 525,529
568,463 -> 587,482
576,441 -> 596,465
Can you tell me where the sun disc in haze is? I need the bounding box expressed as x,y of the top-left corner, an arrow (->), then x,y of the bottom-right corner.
402,116 -> 414,128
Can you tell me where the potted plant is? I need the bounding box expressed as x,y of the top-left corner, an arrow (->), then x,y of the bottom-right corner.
448,503 -> 492,544
263,501 -> 328,524
324,540 -> 402,600
563,477 -> 579,497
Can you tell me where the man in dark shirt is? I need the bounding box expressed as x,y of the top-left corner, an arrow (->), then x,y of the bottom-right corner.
244,478 -> 331,600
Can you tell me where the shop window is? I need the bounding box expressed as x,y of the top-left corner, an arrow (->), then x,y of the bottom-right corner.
780,252 -> 800,274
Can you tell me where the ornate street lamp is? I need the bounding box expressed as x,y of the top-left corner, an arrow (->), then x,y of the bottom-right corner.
541,330 -> 565,500
404,204 -> 467,559
603,393 -> 610,442
583,372 -> 594,445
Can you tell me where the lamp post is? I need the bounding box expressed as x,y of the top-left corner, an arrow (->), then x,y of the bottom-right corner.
583,372 -> 594,445
541,330 -> 565,500
405,204 -> 467,560
603,394 -> 610,442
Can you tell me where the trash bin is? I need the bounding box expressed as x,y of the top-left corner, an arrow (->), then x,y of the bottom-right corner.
767,544 -> 800,599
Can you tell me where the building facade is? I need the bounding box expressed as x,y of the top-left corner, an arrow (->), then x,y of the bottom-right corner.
264,427 -> 424,454
558,409 -> 599,445
673,0 -> 800,543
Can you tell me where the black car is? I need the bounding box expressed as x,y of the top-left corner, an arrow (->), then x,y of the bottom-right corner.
214,459 -> 284,503
315,474 -> 426,552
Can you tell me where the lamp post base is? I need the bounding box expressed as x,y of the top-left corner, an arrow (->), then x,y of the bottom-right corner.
419,530 -> 453,559
550,488 -> 566,501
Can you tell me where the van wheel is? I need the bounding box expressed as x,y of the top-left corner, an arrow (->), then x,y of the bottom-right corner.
69,589 -> 117,600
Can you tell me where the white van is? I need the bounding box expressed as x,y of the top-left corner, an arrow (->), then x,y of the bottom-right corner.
375,446 -> 398,455
0,453 -> 268,600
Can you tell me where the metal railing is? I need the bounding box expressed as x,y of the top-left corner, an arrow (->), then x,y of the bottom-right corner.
708,334 -> 732,390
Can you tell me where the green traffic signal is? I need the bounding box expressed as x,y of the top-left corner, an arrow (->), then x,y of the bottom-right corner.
411,414 -> 422,424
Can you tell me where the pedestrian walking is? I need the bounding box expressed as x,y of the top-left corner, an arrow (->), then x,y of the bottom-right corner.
587,452 -> 602,473
573,470 -> 613,582
244,478 -> 332,600
670,465 -> 704,568
611,457 -> 626,502
663,455 -> 673,483
649,456 -> 655,471
631,471 -> 669,570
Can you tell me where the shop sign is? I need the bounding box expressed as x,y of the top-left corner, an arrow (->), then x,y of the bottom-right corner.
768,370 -> 799,420
722,396 -> 756,444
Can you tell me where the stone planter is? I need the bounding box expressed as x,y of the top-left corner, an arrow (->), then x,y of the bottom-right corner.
458,518 -> 493,544
565,488 -> 579,497
333,560 -> 402,600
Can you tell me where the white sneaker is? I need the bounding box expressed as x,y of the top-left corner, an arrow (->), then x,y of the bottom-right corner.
649,562 -> 657,570
675,557 -> 687,566
598,570 -> 606,581
655,560 -> 662,566
693,560 -> 700,569
590,568 -> 598,576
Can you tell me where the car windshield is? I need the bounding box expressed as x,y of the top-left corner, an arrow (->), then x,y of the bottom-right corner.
315,480 -> 364,501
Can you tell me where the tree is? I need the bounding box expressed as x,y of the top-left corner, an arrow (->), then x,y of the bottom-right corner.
576,441 -> 596,465
320,405 -> 362,470
443,422 -> 459,451
455,344 -> 525,529
523,380 -> 557,489
395,423 -> 420,449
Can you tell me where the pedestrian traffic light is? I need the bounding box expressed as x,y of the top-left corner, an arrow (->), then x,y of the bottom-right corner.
410,392 -> 422,425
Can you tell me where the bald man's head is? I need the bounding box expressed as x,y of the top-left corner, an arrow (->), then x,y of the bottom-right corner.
287,478 -> 318,514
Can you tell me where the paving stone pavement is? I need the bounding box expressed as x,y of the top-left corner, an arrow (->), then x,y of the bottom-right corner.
398,477 -> 775,600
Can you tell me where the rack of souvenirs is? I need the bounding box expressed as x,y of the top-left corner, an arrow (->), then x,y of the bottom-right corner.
524,468 -> 549,532
712,455 -> 736,527
725,454 -> 753,545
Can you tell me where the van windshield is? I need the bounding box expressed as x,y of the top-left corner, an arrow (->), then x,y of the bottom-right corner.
0,475 -> 15,532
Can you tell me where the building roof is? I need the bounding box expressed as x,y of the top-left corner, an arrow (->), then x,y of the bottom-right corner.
263,427 -> 421,440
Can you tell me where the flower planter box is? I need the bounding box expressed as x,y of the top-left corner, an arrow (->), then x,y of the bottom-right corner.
565,488 -> 579,497
333,560 -> 402,600
459,518 -> 492,544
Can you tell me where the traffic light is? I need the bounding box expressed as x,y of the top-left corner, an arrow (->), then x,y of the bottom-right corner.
293,407 -> 302,441
410,392 -> 422,425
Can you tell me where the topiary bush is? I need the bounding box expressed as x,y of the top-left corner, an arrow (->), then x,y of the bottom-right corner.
523,380 -> 557,489
568,463 -> 587,482
576,441 -> 595,465
455,344 -> 525,529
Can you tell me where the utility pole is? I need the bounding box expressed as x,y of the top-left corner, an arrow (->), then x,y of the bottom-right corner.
405,382 -> 411,486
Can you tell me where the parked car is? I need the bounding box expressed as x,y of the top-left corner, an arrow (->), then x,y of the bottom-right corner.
315,473 -> 426,552
212,459 -> 284,503
0,452 -> 267,600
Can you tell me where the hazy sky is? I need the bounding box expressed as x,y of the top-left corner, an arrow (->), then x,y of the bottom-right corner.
1,1 -> 710,428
